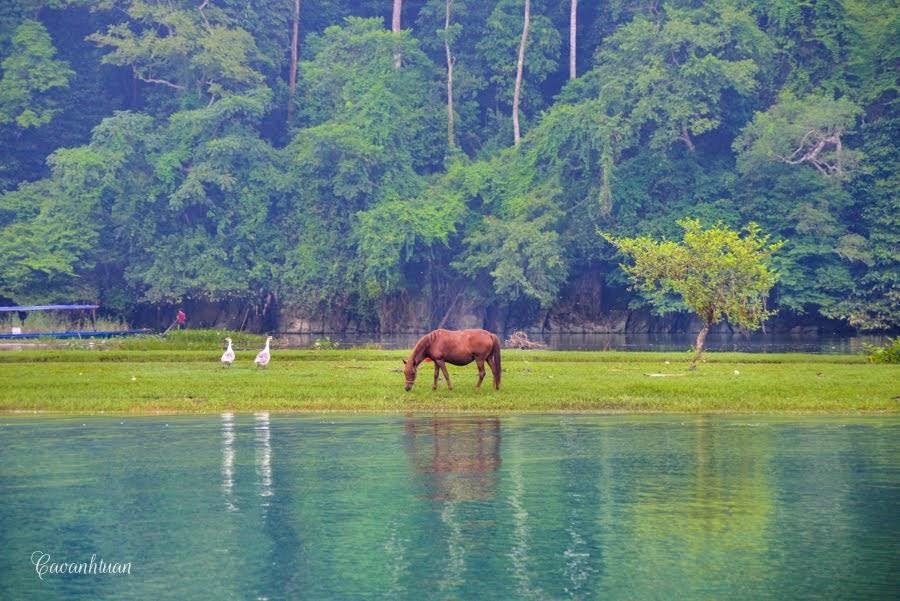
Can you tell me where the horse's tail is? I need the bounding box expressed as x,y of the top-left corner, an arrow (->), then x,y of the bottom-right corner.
490,333 -> 502,389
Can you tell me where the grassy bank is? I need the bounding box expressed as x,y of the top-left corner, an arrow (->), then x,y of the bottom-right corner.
0,347 -> 896,414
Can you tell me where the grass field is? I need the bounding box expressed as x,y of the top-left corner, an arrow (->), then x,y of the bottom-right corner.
0,344 -> 897,414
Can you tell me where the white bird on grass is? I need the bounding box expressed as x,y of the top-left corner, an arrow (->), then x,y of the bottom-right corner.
221,337 -> 235,367
255,336 -> 273,368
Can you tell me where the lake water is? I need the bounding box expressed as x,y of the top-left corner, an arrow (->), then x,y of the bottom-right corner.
1,414 -> 897,600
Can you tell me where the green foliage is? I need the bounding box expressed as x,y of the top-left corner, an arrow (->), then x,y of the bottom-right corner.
731,166 -> 853,315
0,176 -> 100,303
745,0 -> 852,94
583,2 -> 772,151
605,220 -> 783,330
734,92 -> 863,178
0,19 -> 73,127
312,336 -> 339,350
298,18 -> 445,172
355,194 -> 465,296
841,0 -> 900,104
823,114 -> 900,329
279,17 -> 448,310
456,210 -> 567,309
477,0 -> 561,113
88,0 -> 265,103
0,0 -> 896,333
115,329 -> 266,351
420,148 -> 573,309
865,338 -> 900,364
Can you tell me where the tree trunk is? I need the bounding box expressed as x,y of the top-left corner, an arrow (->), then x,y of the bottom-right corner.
392,0 -> 402,68
680,126 -> 695,152
691,322 -> 710,369
437,290 -> 462,329
287,0 -> 301,123
444,0 -> 456,149
569,0 -> 578,80
513,0 -> 530,146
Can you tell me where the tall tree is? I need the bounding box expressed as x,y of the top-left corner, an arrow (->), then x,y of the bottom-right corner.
416,0 -> 495,154
288,0 -> 301,123
734,92 -> 863,179
443,0 -> 456,148
456,209 -> 568,310
606,220 -> 783,367
569,0 -> 577,80
582,3 -> 772,152
285,18 -> 446,311
89,1 -> 265,106
512,0 -> 529,145
0,20 -> 73,129
392,0 -> 402,68
477,0 -> 560,152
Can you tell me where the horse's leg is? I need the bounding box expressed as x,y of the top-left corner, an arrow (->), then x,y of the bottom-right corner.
488,353 -> 500,390
433,362 -> 440,390
475,357 -> 486,389
438,361 -> 453,390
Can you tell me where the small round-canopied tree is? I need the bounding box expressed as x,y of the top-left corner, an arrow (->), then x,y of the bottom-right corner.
604,219 -> 783,367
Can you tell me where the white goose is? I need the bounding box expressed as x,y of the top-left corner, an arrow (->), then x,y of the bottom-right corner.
254,336 -> 273,368
221,337 -> 235,367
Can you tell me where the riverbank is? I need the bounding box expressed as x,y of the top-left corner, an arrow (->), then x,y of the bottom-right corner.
0,349 -> 896,414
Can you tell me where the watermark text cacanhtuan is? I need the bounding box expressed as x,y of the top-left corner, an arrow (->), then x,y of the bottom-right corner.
31,551 -> 132,580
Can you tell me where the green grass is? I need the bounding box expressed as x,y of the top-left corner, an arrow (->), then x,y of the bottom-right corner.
0,347 -> 896,414
112,329 -> 266,351
0,329 -> 266,351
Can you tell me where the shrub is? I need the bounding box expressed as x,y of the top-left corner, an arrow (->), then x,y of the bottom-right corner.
313,336 -> 339,350
865,337 -> 900,364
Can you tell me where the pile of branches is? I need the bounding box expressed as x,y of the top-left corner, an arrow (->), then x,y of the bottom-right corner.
504,330 -> 547,350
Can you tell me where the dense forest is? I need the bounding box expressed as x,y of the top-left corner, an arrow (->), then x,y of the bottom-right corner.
0,0 -> 897,333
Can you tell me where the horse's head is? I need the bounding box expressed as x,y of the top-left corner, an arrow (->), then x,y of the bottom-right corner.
402,359 -> 417,391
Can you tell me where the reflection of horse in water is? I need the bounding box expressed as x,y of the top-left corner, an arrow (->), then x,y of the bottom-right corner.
404,416 -> 502,502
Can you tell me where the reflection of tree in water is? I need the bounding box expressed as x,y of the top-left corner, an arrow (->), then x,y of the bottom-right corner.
599,417 -> 775,598
404,416 -> 502,502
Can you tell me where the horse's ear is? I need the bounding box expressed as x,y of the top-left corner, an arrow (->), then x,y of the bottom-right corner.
402,359 -> 407,365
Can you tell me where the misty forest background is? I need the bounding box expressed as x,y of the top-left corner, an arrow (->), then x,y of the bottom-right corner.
0,0 -> 896,334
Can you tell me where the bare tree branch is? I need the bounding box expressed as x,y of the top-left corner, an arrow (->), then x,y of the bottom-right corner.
198,0 -> 210,29
775,129 -> 846,176
135,70 -> 185,90
680,127 -> 695,151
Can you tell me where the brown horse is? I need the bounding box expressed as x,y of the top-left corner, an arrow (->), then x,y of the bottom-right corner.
403,329 -> 501,391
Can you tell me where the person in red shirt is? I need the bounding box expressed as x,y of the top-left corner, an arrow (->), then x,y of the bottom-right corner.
176,309 -> 186,330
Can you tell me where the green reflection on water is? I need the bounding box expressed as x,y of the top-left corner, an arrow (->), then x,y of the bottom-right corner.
1,415 -> 897,600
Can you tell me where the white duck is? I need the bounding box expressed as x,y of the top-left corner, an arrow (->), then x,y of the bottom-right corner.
221,337 -> 235,367
254,336 -> 273,368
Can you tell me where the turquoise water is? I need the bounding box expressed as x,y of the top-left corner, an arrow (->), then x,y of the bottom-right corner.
1,415 -> 897,600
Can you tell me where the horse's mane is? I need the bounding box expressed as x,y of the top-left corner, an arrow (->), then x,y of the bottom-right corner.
409,330 -> 438,364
